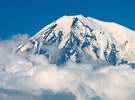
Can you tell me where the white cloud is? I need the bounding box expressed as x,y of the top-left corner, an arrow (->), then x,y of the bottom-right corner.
0,34 -> 135,100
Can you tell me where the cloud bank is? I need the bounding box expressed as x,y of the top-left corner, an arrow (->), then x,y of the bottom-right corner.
0,34 -> 135,100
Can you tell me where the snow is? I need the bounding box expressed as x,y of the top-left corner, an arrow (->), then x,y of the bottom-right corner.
17,15 -> 135,64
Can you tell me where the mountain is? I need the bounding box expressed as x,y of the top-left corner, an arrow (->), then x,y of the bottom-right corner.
16,15 -> 135,67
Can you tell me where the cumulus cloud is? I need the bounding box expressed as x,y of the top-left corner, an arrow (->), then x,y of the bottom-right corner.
0,34 -> 135,100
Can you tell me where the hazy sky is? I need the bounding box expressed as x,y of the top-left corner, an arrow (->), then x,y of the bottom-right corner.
0,0 -> 135,39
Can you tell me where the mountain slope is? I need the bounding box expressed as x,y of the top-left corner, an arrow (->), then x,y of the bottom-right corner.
16,15 -> 135,66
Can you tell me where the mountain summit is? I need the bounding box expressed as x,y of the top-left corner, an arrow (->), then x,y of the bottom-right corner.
16,15 -> 135,66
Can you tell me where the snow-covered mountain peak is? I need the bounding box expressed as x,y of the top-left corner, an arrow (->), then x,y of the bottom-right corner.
16,15 -> 135,66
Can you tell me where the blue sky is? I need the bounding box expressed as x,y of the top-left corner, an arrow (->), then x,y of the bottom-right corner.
0,0 -> 135,39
